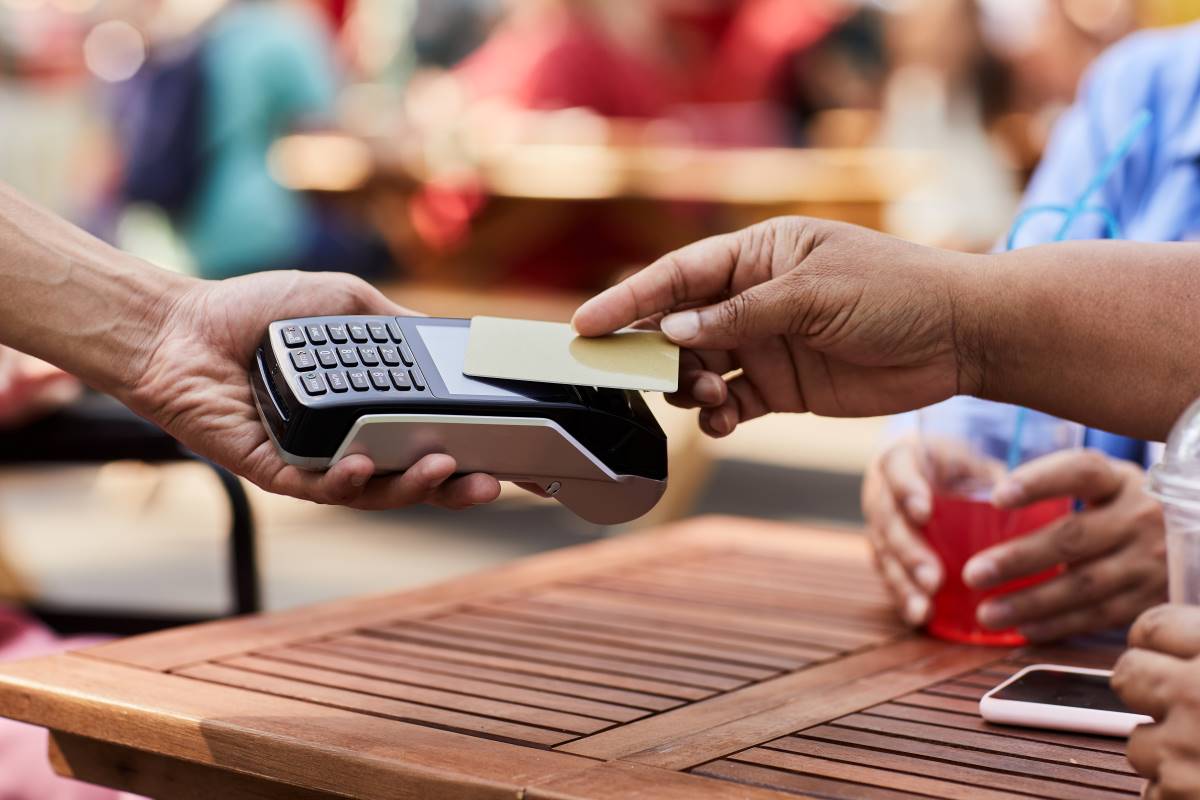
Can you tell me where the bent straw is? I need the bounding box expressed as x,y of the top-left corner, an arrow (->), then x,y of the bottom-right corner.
1005,109 -> 1153,472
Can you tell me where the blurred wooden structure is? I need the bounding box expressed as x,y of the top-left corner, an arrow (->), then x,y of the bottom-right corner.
273,134 -> 936,289
0,516 -> 1142,799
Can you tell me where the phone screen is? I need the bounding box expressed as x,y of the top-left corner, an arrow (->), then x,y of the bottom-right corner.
992,669 -> 1132,713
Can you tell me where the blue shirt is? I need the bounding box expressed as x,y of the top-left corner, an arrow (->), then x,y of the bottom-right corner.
913,23 -> 1200,465
182,4 -> 337,279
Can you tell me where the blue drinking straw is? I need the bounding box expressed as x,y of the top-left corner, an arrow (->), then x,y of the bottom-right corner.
1004,109 -> 1153,472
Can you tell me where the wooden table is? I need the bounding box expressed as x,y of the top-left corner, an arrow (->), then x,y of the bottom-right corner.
0,516 -> 1141,799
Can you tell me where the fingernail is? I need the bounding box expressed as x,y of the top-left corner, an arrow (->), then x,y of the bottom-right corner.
905,594 -> 929,626
963,556 -> 998,588
907,494 -> 930,520
661,311 -> 700,342
915,563 -> 940,593
978,600 -> 1012,629
350,473 -> 368,487
992,481 -> 1022,507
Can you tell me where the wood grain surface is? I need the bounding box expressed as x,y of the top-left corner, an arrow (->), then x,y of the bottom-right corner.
0,516 -> 1142,799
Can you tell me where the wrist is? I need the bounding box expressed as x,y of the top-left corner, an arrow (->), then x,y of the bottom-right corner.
57,246 -> 197,405
942,250 -> 999,399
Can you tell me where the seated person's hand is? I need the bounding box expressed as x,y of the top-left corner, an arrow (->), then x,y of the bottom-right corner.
0,346 -> 81,429
1114,605 -> 1200,798
864,435 -> 1003,625
963,450 -> 1166,642
128,271 -> 502,509
572,217 -> 970,438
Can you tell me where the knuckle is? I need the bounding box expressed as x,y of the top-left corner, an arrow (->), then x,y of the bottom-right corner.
1066,566 -> 1098,597
1076,449 -> 1113,485
1052,516 -> 1090,560
719,293 -> 752,335
1131,500 -> 1166,532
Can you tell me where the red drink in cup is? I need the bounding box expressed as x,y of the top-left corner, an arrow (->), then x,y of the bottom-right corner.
922,494 -> 1071,645
917,399 -> 1083,646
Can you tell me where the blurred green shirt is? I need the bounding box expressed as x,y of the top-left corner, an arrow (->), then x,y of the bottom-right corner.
183,3 -> 336,278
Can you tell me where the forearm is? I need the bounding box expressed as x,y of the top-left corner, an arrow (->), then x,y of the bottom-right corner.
0,182 -> 192,399
960,241 -> 1200,441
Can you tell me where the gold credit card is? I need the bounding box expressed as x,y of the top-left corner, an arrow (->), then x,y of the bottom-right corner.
463,316 -> 679,393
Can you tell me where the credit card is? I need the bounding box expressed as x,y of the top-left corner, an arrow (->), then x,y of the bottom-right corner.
463,316 -> 679,393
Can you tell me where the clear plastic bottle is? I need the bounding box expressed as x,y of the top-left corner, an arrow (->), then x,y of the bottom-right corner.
1149,397 -> 1200,605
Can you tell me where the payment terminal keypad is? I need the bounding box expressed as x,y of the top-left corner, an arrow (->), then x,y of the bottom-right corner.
277,317 -> 427,398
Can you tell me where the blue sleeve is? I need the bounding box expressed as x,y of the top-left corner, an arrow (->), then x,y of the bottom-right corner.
1008,32 -> 1159,249
270,13 -> 338,122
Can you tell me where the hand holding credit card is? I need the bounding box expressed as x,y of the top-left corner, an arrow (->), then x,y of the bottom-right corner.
464,316 -> 680,393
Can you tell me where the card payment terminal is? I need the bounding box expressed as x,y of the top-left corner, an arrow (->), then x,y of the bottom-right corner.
251,316 -> 668,524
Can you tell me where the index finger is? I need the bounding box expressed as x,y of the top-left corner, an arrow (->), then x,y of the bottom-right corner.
1130,604 -> 1200,658
994,449 -> 1123,508
573,232 -> 741,336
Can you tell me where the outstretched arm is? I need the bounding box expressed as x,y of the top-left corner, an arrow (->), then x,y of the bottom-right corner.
0,181 -> 502,509
574,217 -> 1200,441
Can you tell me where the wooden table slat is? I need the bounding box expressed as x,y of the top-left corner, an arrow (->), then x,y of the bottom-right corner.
730,747 -> 1039,800
830,712 -> 1135,774
696,759 -> 923,800
175,662 -> 579,747
864,702 -> 1131,756
775,729 -> 1143,796
215,654 -> 620,735
459,603 -> 826,666
369,623 -> 744,692
332,633 -> 704,703
567,575 -> 900,630
521,586 -> 888,650
259,644 -> 650,723
424,609 -> 794,676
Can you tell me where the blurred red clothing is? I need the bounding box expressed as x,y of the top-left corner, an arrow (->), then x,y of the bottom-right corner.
456,0 -> 840,116
455,9 -> 671,117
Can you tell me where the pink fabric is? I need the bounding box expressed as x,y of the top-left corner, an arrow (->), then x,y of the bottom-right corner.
0,607 -> 138,800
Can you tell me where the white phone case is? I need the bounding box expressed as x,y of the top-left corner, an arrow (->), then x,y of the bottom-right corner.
979,664 -> 1153,738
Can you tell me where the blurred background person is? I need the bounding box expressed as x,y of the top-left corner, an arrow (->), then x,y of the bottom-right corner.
109,0 -> 389,279
866,16 -> 1200,643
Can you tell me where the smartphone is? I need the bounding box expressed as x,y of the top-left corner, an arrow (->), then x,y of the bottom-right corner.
979,664 -> 1153,737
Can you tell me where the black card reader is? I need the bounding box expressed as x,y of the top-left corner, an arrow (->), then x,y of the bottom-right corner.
251,316 -> 668,524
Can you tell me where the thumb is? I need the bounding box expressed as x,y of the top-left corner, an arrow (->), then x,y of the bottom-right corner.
659,279 -> 799,349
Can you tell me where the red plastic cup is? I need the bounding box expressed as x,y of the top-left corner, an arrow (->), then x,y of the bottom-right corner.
922,493 -> 1070,645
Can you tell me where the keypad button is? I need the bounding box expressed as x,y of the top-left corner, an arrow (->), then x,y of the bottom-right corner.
315,347 -> 338,368
348,323 -> 369,343
305,324 -> 327,345
290,350 -> 316,371
337,347 -> 359,367
347,370 -> 370,391
369,369 -> 391,390
301,374 -> 326,396
379,345 -> 400,366
399,342 -> 416,367
282,325 -> 305,348
367,322 -> 389,343
387,320 -> 404,342
409,367 -> 426,391
326,372 -> 349,393
358,346 -> 380,366
326,323 -> 348,343
389,369 -> 411,390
